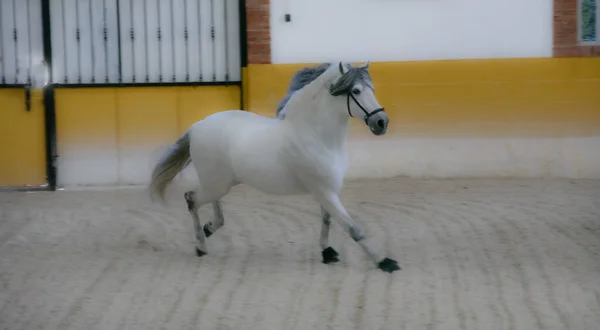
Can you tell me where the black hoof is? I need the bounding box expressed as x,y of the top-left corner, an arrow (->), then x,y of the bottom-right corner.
184,191 -> 195,211
322,247 -> 340,264
196,248 -> 207,257
377,258 -> 401,273
203,224 -> 213,238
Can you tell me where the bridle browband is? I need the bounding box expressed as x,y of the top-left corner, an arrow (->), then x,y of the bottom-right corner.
347,93 -> 385,124
338,62 -> 385,124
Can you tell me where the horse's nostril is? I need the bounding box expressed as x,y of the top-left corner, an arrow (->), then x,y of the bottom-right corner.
376,119 -> 385,129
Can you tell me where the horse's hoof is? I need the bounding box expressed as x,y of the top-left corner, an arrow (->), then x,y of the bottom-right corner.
196,247 -> 207,257
322,247 -> 340,264
184,191 -> 195,211
377,258 -> 400,273
184,191 -> 195,200
203,224 -> 213,238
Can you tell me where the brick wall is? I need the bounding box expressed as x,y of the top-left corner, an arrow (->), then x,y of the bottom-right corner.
245,0 -> 271,64
554,0 -> 600,56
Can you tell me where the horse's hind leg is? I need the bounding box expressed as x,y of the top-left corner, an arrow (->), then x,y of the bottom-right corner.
184,190 -> 210,256
320,207 -> 339,264
203,200 -> 224,238
184,181 -> 232,256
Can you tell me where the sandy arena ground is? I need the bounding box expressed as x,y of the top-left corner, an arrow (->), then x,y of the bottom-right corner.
0,178 -> 599,330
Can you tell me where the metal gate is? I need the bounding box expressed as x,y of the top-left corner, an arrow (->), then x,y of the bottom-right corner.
0,0 -> 53,190
0,0 -> 244,190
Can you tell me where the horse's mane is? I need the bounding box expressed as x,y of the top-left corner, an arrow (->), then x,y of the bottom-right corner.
275,63 -> 332,119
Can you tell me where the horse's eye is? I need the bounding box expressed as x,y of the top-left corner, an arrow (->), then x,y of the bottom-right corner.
352,88 -> 360,95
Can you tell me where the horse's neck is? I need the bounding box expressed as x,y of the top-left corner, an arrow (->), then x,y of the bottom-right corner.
282,66 -> 349,150
287,94 -> 350,152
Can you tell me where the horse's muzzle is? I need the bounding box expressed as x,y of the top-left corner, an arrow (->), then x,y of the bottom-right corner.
366,111 -> 389,136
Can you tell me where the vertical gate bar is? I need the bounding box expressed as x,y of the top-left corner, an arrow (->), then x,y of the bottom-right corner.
238,0 -> 247,109
210,0 -> 215,81
0,1 -> 5,84
197,0 -> 202,81
61,0 -> 67,82
157,0 -> 162,82
184,0 -> 189,82
129,0 -> 135,82
41,0 -> 57,190
26,0 -> 32,85
169,0 -> 175,82
116,0 -> 123,82
143,0 -> 149,82
103,0 -> 109,82
89,0 -> 96,83
224,0 -> 228,81
75,0 -> 81,83
12,0 -> 18,83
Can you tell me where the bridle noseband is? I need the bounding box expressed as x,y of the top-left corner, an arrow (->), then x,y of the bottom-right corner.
347,92 -> 385,125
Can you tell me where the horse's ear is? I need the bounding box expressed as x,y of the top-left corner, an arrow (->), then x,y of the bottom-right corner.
338,61 -> 349,74
359,60 -> 371,69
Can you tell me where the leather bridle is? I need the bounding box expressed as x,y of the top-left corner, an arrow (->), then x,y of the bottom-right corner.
337,62 -> 385,124
346,92 -> 385,125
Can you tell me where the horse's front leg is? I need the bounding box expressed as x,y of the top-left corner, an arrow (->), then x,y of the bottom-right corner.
203,200 -> 225,238
315,191 -> 400,273
319,207 -> 339,264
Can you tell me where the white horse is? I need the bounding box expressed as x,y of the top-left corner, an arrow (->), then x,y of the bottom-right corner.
149,61 -> 400,272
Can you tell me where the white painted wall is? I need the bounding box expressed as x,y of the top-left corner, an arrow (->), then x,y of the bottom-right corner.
345,137 -> 600,180
270,0 -> 553,64
57,135 -> 600,188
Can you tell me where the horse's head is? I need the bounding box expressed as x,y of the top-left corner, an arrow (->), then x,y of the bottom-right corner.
329,61 -> 388,136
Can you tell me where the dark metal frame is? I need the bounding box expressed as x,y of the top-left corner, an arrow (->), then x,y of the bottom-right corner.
53,81 -> 241,89
238,0 -> 248,110
0,0 -> 249,191
41,0 -> 57,191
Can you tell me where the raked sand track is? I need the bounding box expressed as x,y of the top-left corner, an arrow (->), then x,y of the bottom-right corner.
1,178 -> 599,330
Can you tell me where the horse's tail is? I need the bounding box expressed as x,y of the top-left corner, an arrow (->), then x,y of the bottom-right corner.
149,130 -> 192,203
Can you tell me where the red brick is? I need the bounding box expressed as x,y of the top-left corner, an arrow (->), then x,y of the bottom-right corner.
580,46 -> 594,57
245,0 -> 271,64
554,35 -> 577,46
553,46 -> 581,57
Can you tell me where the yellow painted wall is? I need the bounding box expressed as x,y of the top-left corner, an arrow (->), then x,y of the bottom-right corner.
0,88 -> 47,187
3,57 -> 599,187
245,58 -> 600,139
55,85 -> 240,186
